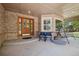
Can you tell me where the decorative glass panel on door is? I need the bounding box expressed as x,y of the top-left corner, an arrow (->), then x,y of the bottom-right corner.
22,18 -> 30,35
30,19 -> 34,35
18,17 -> 22,35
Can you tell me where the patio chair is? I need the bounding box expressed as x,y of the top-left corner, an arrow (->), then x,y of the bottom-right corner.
53,29 -> 70,44
39,32 -> 52,42
54,31 -> 62,40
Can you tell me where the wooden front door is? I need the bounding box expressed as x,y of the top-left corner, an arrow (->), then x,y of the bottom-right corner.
18,17 -> 34,36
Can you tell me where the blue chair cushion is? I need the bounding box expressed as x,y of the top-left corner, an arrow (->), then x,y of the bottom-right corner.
39,32 -> 52,37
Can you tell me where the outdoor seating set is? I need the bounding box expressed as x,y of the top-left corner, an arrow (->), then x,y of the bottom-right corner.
39,31 -> 69,44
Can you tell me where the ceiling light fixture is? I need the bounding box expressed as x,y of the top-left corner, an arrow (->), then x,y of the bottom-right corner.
27,10 -> 31,15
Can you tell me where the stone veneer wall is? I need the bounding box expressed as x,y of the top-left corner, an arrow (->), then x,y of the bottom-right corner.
5,10 -> 38,40
0,4 -> 5,47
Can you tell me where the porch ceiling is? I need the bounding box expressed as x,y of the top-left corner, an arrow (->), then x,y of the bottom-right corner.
2,3 -> 65,17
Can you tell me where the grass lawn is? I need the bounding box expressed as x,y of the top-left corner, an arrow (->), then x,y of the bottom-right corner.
72,32 -> 79,38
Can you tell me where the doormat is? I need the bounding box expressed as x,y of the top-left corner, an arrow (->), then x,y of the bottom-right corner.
22,37 -> 32,39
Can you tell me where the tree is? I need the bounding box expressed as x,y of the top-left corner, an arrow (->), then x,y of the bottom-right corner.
72,20 -> 79,31
56,20 -> 62,31
64,19 -> 79,32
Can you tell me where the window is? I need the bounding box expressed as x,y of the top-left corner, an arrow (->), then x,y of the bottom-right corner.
41,17 -> 53,32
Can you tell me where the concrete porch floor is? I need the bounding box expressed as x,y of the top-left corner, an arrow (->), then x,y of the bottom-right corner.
0,37 -> 79,56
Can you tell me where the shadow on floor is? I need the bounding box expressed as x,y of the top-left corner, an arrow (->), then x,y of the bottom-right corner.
50,38 -> 67,45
